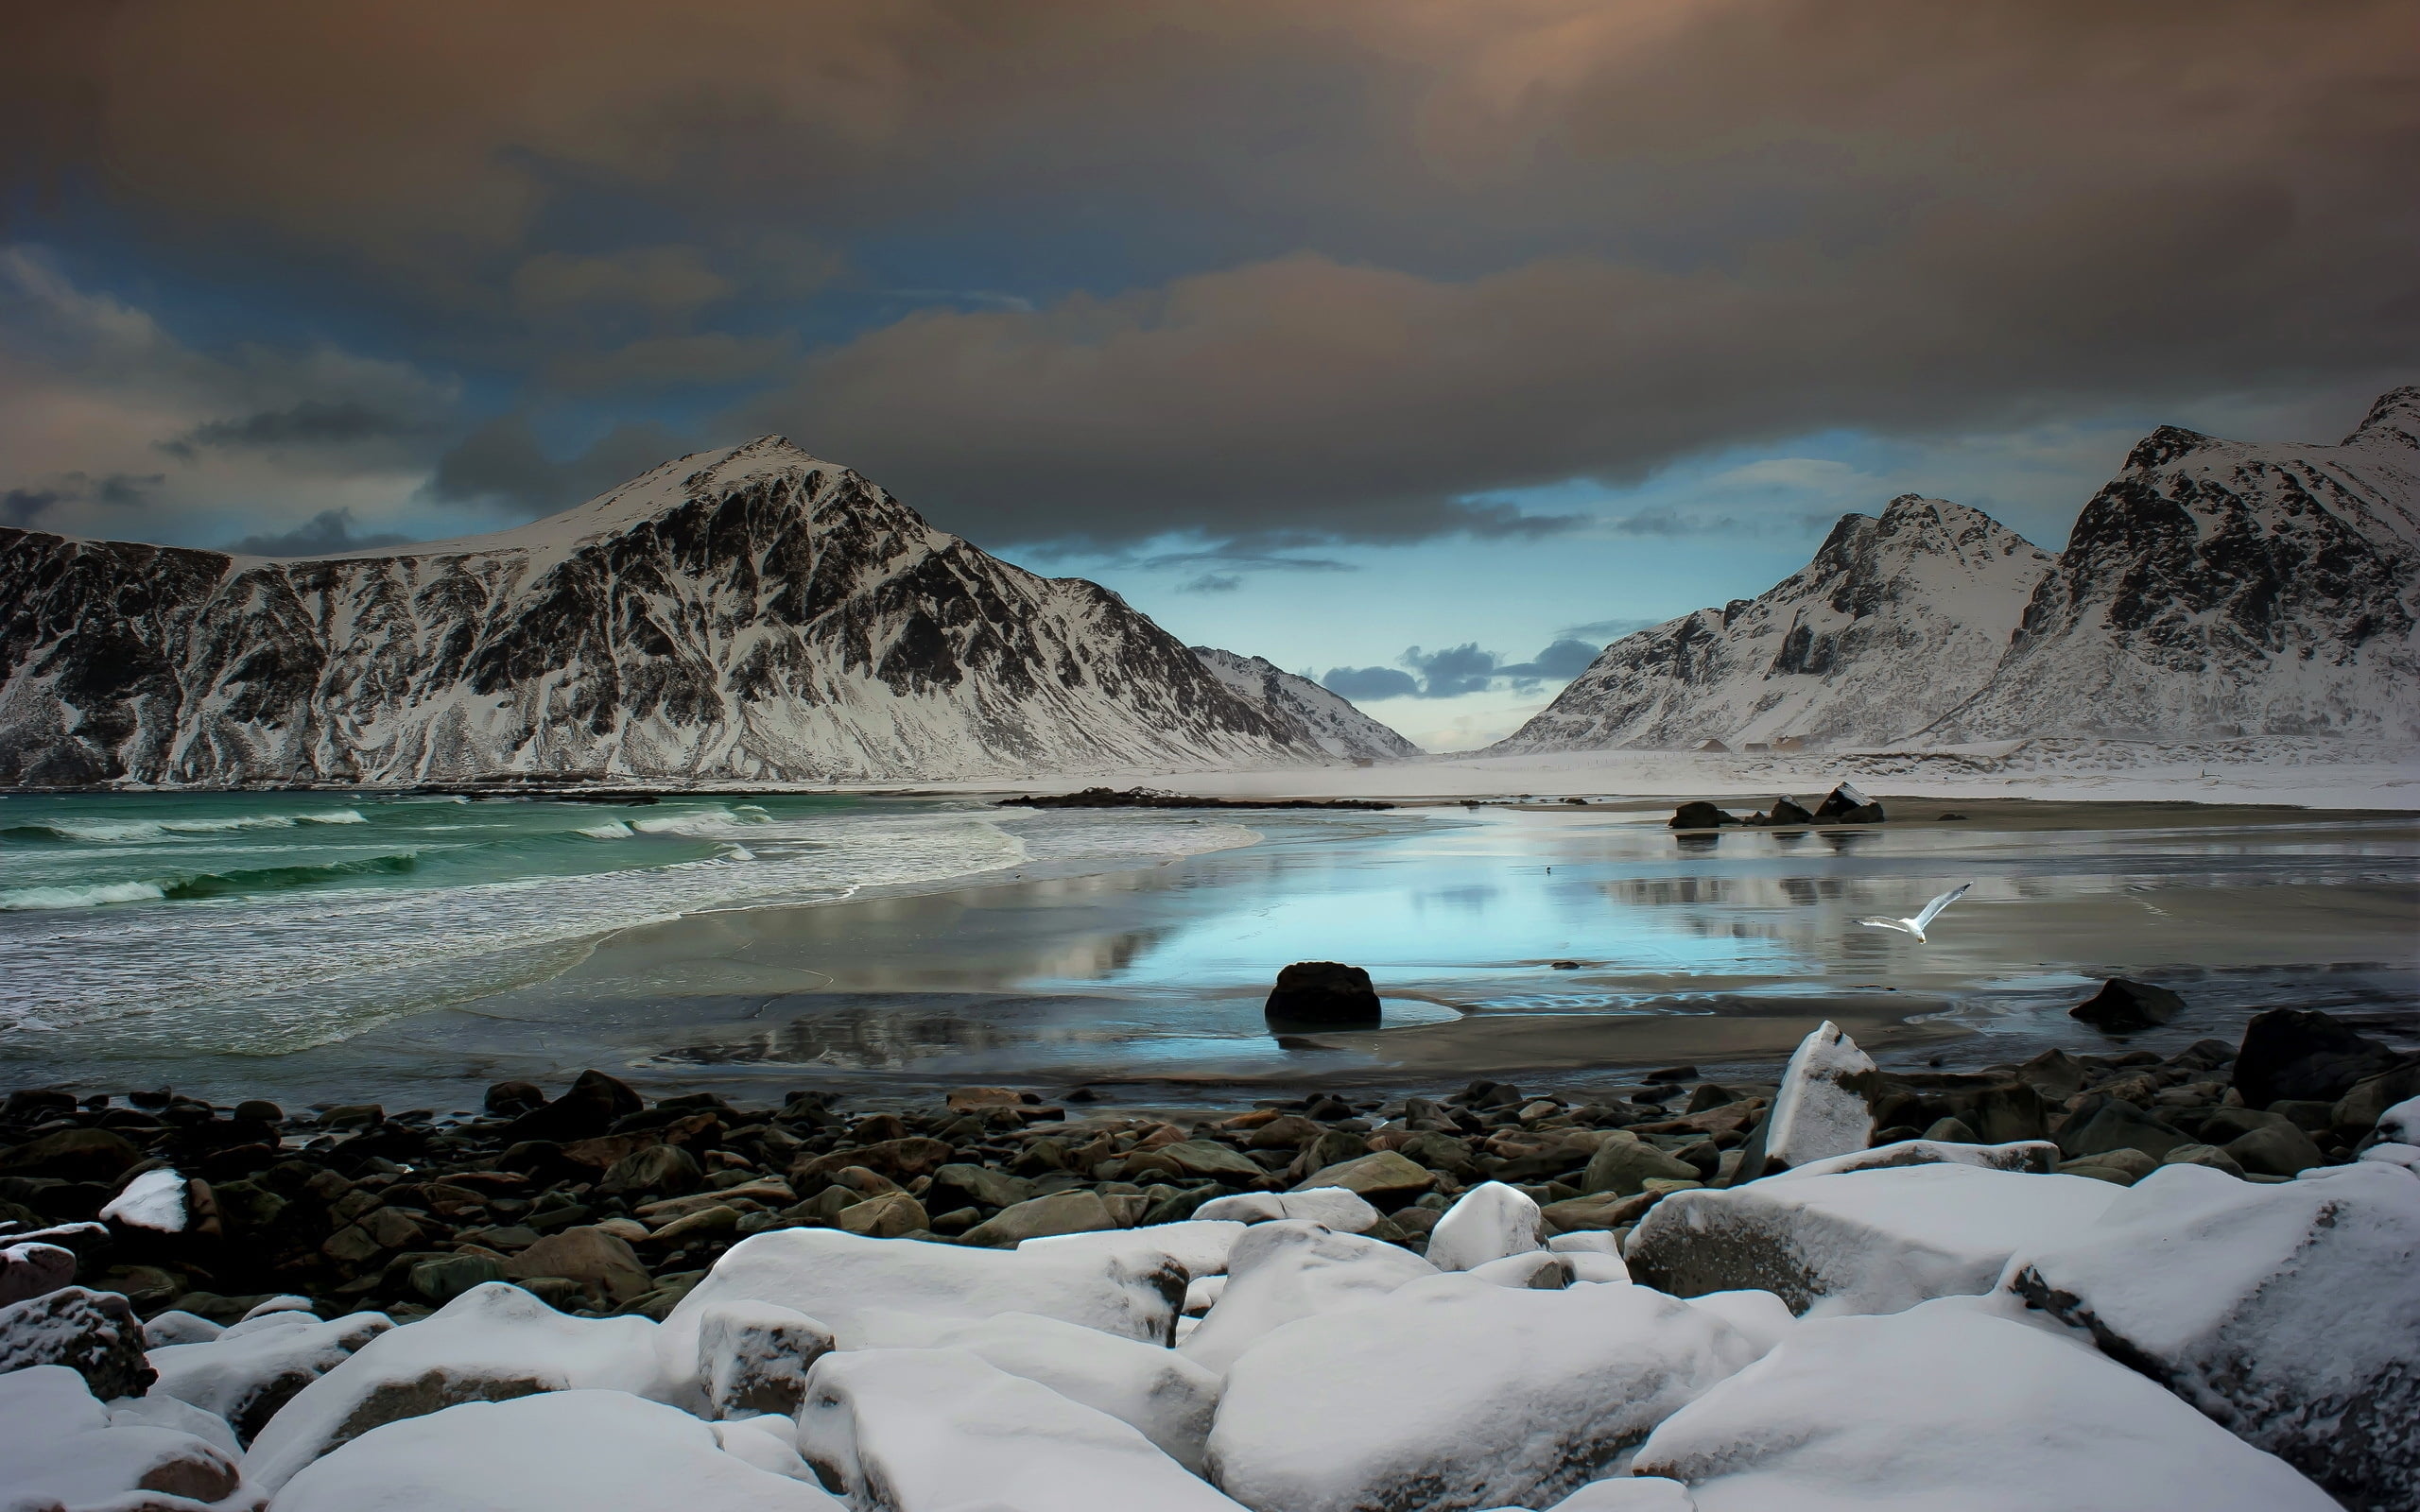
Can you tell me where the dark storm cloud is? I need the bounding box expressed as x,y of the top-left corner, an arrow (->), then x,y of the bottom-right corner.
159,400 -> 433,458
226,508 -> 415,556
1321,666 -> 1419,703
427,415 -> 692,517
0,472 -> 162,527
1562,617 -> 1661,643
5,1 -> 2417,547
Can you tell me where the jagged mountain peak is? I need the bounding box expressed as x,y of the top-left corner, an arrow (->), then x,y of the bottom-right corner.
0,444 -> 1335,785
2347,385 -> 2420,450
1491,495 -> 2051,752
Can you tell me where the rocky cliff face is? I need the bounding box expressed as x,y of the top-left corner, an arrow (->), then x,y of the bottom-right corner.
1927,387 -> 2420,742
1493,496 -> 2053,751
1191,646 -> 1421,761
0,438 -> 1332,785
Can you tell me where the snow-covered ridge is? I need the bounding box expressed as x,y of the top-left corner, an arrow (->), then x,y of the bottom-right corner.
1927,386 -> 2420,742
1190,647 -> 1421,762
0,438 -> 1342,785
1493,496 -> 2053,753
1496,387 -> 2420,752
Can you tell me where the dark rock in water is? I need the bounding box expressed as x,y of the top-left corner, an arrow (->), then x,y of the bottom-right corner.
2234,1008 -> 2408,1108
2071,978 -> 2187,1033
0,1284 -> 155,1400
483,1082 -> 546,1118
1936,812 -> 1970,821
2056,1099 -> 2192,1162
1265,961 -> 1381,1027
1668,801 -> 1737,830
1767,797 -> 1814,826
1834,801 -> 1886,824
1812,782 -> 1877,821
1643,1066 -> 1701,1084
504,1070 -> 645,1143
1547,959 -> 1582,971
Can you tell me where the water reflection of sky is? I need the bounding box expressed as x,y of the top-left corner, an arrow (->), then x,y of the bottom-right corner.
1024,805 -> 2420,1024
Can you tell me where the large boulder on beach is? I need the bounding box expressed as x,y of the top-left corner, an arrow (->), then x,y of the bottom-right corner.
797,1347 -> 1243,1512
1737,1021 -> 1877,1178
273,1387 -> 838,1512
1179,1220 -> 1434,1374
1668,801 -> 1737,831
1263,961 -> 1381,1026
1206,1273 -> 1757,1512
2007,1160 -> 2420,1508
1630,1299 -> 2338,1512
2234,1008 -> 2409,1108
2070,977 -> 2187,1032
1626,1162 -> 2120,1316
241,1281 -> 666,1492
503,1069 -> 646,1143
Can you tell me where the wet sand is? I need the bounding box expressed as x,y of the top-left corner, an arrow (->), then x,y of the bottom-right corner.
44,792 -> 2402,1112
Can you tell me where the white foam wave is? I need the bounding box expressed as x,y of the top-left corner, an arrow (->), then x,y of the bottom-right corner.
297,809 -> 368,826
577,821 -> 635,839
631,807 -> 740,835
0,880 -> 168,911
37,810 -> 369,841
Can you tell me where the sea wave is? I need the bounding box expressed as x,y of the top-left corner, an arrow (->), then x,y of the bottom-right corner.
2,808 -> 365,842
0,880 -> 171,910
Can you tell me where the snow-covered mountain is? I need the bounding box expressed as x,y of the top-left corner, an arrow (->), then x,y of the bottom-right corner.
1492,496 -> 2054,751
1191,646 -> 1421,761
0,438 -> 1343,785
1927,387 -> 2420,742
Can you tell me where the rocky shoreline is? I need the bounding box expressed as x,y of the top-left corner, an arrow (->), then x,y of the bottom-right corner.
4,1001 -> 2415,1509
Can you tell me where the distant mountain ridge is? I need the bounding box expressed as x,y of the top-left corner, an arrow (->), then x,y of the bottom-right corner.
1192,646 -> 1422,762
0,438 -> 1407,785
1492,496 -> 2054,752
1494,387 -> 2420,751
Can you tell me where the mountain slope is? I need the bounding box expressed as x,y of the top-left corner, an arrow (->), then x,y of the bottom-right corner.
1927,387 -> 2420,742
1491,496 -> 2053,751
0,438 -> 1334,785
1192,646 -> 1422,761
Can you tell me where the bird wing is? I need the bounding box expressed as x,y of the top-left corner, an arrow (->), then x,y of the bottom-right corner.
1911,883 -> 1972,932
1857,918 -> 1915,934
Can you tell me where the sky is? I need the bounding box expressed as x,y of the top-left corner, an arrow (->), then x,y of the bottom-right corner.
4,2 -> 2415,750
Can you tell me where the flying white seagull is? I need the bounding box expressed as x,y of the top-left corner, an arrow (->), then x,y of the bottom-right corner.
1858,883 -> 1972,942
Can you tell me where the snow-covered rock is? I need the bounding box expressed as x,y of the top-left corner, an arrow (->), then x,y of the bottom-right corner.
2374,1093 -> 2420,1145
1493,495 -> 2053,751
1425,1181 -> 1547,1272
1752,1021 -> 1878,1174
695,1299 -> 835,1420
0,1363 -> 252,1512
2005,1160 -> 2420,1507
1013,1217 -> 1248,1280
1682,1290 -> 1797,1360
835,1308 -> 1225,1472
0,437 -> 1339,786
0,1283 -> 154,1400
241,1282 -> 665,1493
99,1167 -> 190,1231
1179,1220 -> 1435,1375
145,1309 -> 228,1348
1630,1299 -> 2338,1511
1194,1189 -> 1380,1234
1535,1479 -> 1698,1511
148,1309 -> 392,1440
1627,1163 -> 2121,1316
1192,646 -> 1421,761
108,1387 -> 244,1455
0,1238 -> 76,1308
795,1347 -> 1246,1512
1929,387 -> 2420,743
659,1228 -> 1184,1397
1206,1272 -> 1757,1512
270,1387 -> 839,1512
1765,1138 -> 2057,1182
